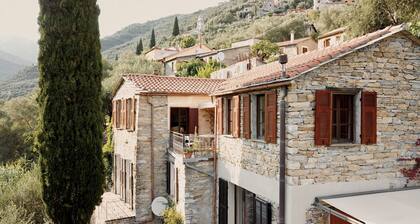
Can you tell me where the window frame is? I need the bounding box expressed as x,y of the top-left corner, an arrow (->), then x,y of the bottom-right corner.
324,38 -> 331,48
331,93 -> 354,144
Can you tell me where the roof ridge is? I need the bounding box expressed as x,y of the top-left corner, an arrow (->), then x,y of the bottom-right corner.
123,73 -> 225,81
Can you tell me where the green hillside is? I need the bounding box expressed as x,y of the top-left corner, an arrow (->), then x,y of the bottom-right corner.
0,66 -> 38,101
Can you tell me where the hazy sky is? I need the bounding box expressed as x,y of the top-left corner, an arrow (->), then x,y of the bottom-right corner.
0,0 -> 226,41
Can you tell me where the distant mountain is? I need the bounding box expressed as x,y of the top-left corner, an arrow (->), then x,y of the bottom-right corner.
0,66 -> 38,100
0,50 -> 32,81
0,37 -> 38,63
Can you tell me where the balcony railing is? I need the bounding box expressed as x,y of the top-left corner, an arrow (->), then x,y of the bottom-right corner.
170,131 -> 215,159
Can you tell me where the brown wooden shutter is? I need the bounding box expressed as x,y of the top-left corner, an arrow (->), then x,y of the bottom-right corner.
265,91 -> 277,143
122,99 -> 127,129
132,98 -> 136,131
232,95 -> 241,138
112,100 -> 117,128
315,90 -> 332,146
216,98 -> 224,135
243,95 -> 251,139
361,91 -> 377,145
188,108 -> 199,134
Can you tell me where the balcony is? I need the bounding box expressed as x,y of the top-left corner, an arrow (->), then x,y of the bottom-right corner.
169,131 -> 215,160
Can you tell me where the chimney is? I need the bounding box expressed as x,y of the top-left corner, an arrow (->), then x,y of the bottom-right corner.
278,54 -> 288,78
290,30 -> 295,42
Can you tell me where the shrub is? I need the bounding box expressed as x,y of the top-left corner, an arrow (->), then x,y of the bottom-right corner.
176,59 -> 206,77
251,40 -> 279,61
179,36 -> 197,48
163,207 -> 184,224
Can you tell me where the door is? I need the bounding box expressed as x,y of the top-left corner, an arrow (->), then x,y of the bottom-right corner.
219,179 -> 229,224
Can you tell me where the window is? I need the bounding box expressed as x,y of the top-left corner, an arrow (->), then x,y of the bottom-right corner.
315,90 -> 377,146
116,100 -> 122,129
256,95 -> 265,139
324,38 -> 331,48
255,198 -> 272,224
227,98 -> 233,135
246,61 -> 252,70
332,94 -> 354,143
126,98 -> 132,130
302,46 -> 308,54
170,108 -> 189,133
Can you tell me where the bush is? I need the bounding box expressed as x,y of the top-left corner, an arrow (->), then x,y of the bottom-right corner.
179,36 -> 197,48
251,40 -> 279,61
163,207 -> 184,224
176,59 -> 206,77
197,60 -> 225,78
0,161 -> 49,223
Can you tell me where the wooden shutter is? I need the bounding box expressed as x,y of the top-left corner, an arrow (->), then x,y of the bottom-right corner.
265,91 -> 277,144
112,100 -> 116,128
361,91 -> 377,145
243,95 -> 251,139
232,95 -> 241,138
131,97 -> 136,131
216,98 -> 224,135
188,108 -> 199,134
121,99 -> 126,129
315,90 -> 332,146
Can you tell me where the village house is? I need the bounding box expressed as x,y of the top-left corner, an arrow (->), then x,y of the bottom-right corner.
198,46 -> 252,67
313,0 -> 355,10
317,27 -> 346,50
277,32 -> 317,57
144,47 -> 180,61
213,24 -> 419,224
162,44 -> 213,76
210,57 -> 265,79
93,75 -> 224,224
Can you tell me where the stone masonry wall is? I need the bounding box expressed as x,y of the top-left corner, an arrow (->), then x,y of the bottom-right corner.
136,95 -> 169,223
284,34 -> 419,222
184,161 -> 215,224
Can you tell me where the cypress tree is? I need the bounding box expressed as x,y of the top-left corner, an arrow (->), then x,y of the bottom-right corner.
150,28 -> 156,48
136,39 -> 143,55
173,16 -> 180,36
37,0 -> 105,223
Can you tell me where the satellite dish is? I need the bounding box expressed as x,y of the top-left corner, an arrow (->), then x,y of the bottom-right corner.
217,52 -> 225,61
151,197 -> 169,217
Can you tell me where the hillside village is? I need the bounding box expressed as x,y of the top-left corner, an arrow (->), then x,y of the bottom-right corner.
91,0 -> 420,222
0,0 -> 419,224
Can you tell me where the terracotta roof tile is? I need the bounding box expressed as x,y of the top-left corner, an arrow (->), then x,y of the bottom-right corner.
214,25 -> 409,95
123,74 -> 225,95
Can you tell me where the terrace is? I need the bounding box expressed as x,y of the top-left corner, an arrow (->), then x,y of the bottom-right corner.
169,131 -> 215,160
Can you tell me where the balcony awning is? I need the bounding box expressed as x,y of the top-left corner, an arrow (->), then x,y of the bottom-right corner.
316,187 -> 420,224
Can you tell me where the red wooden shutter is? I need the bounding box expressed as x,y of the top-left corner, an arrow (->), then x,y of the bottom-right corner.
232,95 -> 241,138
188,108 -> 199,134
315,90 -> 332,146
243,95 -> 251,139
361,91 -> 377,145
116,100 -> 121,129
265,91 -> 277,144
112,100 -> 116,128
216,98 -> 224,135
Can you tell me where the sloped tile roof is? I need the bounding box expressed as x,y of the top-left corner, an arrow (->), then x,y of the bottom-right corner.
214,25 -> 412,95
164,44 -> 213,62
277,37 -> 313,47
123,74 -> 225,95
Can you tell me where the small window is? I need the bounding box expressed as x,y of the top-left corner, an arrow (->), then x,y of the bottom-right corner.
256,95 -> 265,139
227,98 -> 233,135
247,62 -> 252,70
332,94 -> 354,143
255,198 -> 271,224
116,100 -> 122,129
302,46 -> 308,53
126,98 -> 132,129
226,71 -> 232,79
324,38 -> 331,48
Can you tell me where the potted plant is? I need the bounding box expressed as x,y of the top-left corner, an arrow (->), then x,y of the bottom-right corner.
184,147 -> 194,159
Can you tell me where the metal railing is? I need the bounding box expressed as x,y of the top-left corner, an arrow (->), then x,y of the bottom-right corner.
170,131 -> 215,158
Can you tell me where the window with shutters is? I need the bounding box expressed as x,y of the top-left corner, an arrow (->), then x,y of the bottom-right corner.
256,95 -> 265,140
170,108 -> 189,133
116,100 -> 122,129
315,89 -> 376,146
126,98 -> 132,130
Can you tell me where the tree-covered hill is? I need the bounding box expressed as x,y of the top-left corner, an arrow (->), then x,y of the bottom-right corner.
0,66 -> 38,101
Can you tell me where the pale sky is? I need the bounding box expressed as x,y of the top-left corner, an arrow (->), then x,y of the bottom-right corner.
0,0 -> 227,41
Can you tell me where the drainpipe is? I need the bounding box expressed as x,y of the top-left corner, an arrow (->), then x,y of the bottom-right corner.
212,95 -> 218,224
146,96 -> 155,222
278,54 -> 288,224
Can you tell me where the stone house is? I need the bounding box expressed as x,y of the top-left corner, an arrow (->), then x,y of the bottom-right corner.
317,27 -> 346,50
212,25 -> 419,224
313,0 -> 355,10
95,75 -> 224,224
144,47 -> 180,61
162,44 -> 213,76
